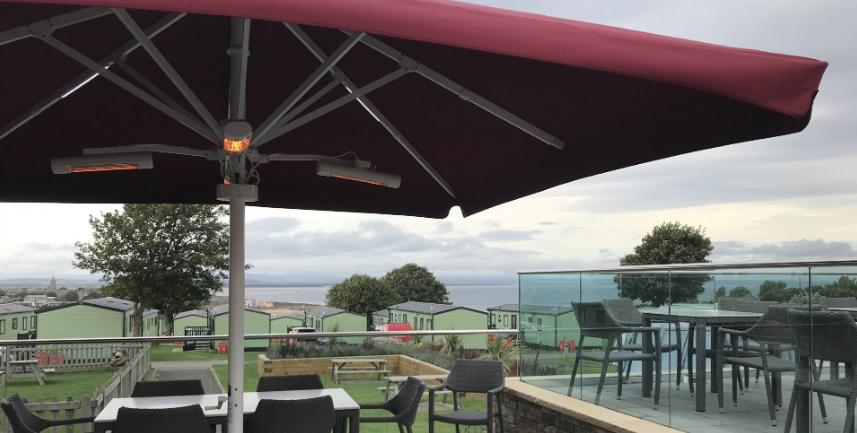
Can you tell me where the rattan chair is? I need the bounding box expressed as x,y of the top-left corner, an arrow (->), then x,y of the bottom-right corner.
820,297 -> 857,309
256,374 -> 324,392
603,298 -> 682,389
114,405 -> 212,433
250,396 -> 337,433
567,301 -> 662,408
131,379 -> 205,397
786,309 -> 857,433
360,376 -> 425,433
428,360 -> 504,433
1,394 -> 95,433
716,304 -> 827,426
707,299 -> 779,388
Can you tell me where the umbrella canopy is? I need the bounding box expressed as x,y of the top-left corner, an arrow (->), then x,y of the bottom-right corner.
0,0 -> 827,218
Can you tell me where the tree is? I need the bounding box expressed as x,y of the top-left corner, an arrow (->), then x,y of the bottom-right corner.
728,286 -> 753,298
818,276 -> 857,298
381,264 -> 450,304
714,286 -> 726,301
63,291 -> 80,302
326,274 -> 400,329
616,222 -> 713,307
758,280 -> 788,302
45,291 -> 58,298
74,204 -> 231,336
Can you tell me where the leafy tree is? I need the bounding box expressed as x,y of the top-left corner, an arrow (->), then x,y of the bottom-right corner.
74,204 -> 231,336
714,286 -> 726,301
63,291 -> 80,302
817,276 -> 857,298
616,222 -> 713,307
45,291 -> 58,298
728,286 -> 753,298
381,263 -> 450,304
325,274 -> 400,328
83,290 -> 102,300
758,280 -> 787,302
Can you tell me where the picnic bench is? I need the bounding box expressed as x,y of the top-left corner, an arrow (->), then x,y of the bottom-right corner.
1,359 -> 46,386
330,358 -> 389,384
380,374 -> 455,402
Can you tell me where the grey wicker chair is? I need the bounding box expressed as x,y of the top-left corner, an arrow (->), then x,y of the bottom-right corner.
705,299 -> 779,388
251,396 -> 337,433
567,301 -> 662,408
819,297 -> 857,309
131,379 -> 205,397
361,376 -> 425,433
428,360 -> 504,433
257,374 -> 324,392
716,304 -> 827,426
114,405 -> 212,433
1,394 -> 95,433
603,298 -> 682,389
786,309 -> 857,433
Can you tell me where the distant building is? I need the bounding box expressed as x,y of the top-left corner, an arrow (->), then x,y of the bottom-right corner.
209,304 -> 271,350
173,309 -> 209,337
487,303 -> 519,330
36,297 -> 159,339
48,276 -> 56,292
372,309 -> 390,327
518,304 -> 579,349
255,300 -> 274,309
304,306 -> 365,344
387,301 -> 488,349
22,295 -> 48,307
270,312 -> 305,334
0,304 -> 36,340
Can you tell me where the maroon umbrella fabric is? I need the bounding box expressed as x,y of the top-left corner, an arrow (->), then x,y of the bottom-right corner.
0,0 -> 827,218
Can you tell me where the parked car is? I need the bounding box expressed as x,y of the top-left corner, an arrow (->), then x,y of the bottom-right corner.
287,326 -> 317,344
373,322 -> 414,343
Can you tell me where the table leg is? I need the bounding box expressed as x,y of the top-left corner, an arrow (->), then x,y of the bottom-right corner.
696,318 -> 707,412
350,411 -> 359,433
94,423 -> 110,433
32,364 -> 45,386
795,355 -> 811,433
642,316 -> 653,398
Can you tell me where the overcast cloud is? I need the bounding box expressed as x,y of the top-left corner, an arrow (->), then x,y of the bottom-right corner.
1,1 -> 856,285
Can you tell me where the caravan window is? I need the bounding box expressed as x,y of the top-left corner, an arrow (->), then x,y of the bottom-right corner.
0,320 -> 5,334
12,318 -> 17,329
22,317 -> 28,330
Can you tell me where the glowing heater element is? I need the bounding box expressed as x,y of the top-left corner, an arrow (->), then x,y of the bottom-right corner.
223,121 -> 253,152
316,161 -> 401,188
51,152 -> 153,175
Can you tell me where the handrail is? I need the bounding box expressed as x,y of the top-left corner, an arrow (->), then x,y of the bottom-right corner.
518,259 -> 857,275
0,329 -> 518,347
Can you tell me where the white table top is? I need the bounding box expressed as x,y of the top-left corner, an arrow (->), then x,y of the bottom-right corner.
829,307 -> 857,312
95,389 -> 359,424
641,308 -> 763,318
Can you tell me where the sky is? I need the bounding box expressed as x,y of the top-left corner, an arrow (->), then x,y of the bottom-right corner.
1,0 -> 856,285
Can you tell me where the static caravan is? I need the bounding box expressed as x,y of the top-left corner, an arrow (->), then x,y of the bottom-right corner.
173,309 -> 209,337
372,309 -> 389,327
36,297 -> 158,339
271,312 -> 305,334
487,304 -> 519,332
519,304 -> 579,350
387,301 -> 488,349
304,306 -> 365,344
0,304 -> 36,340
209,305 -> 271,350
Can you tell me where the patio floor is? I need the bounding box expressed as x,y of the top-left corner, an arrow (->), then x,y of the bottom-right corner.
526,370 -> 848,433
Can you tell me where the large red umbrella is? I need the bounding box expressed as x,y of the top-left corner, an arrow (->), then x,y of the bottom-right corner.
0,0 -> 826,428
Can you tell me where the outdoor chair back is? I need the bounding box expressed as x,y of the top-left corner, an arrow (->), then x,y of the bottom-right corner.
2,393 -> 95,433
360,377 -> 425,433
446,359 -> 505,393
602,298 -> 643,327
131,379 -> 205,397
571,301 -> 624,339
820,297 -> 857,310
718,298 -> 776,313
744,304 -> 819,346
789,309 -> 857,363
114,405 -> 211,433
256,374 -> 324,392
251,396 -> 336,433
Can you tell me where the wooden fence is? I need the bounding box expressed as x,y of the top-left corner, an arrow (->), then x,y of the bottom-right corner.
5,343 -> 148,372
3,344 -> 151,433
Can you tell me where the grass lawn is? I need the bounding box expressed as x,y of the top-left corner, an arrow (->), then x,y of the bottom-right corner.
1,369 -> 115,431
150,344 -> 261,362
211,364 -> 490,433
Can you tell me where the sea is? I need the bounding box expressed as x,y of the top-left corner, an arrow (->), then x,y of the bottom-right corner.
232,271 -> 853,311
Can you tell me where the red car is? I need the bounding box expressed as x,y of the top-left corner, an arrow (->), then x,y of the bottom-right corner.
373,322 -> 414,343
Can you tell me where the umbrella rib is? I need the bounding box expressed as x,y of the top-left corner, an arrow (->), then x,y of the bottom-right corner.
36,33 -> 220,143
0,7 -> 112,46
0,13 -> 185,144
253,31 -> 366,144
112,8 -> 222,138
282,23 -> 457,198
115,61 -> 199,124
229,18 -> 251,120
347,32 -> 565,150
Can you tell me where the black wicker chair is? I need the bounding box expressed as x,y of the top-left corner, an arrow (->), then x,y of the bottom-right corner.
428,360 -> 504,433
716,304 -> 827,426
603,298 -> 682,389
257,374 -> 324,392
131,379 -> 205,397
1,394 -> 95,433
114,405 -> 212,433
360,376 -> 425,433
786,309 -> 857,433
250,396 -> 337,433
567,301 -> 662,408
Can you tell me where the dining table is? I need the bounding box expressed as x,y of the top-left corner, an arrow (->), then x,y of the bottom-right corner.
94,388 -> 360,433
641,308 -> 763,412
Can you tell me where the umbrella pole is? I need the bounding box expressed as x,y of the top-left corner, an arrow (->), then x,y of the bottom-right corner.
227,195 -> 246,433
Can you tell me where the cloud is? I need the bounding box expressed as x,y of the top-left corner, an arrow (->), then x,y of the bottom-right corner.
538,221 -> 557,226
477,230 -> 542,242
437,222 -> 454,234
711,239 -> 857,262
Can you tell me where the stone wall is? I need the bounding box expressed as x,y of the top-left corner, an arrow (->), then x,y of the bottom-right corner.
498,380 -> 679,433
